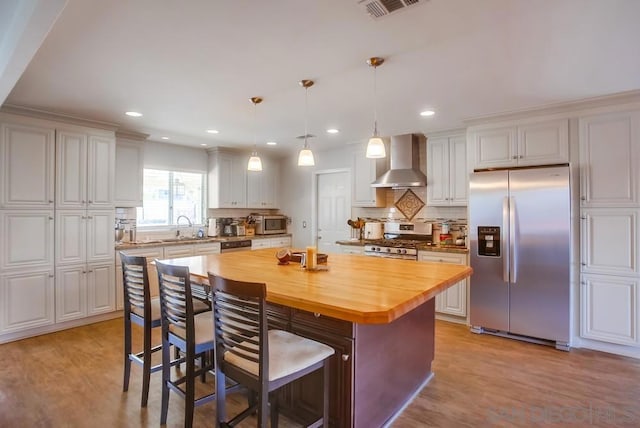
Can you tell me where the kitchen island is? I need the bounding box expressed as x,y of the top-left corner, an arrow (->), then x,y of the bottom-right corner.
160,249 -> 472,427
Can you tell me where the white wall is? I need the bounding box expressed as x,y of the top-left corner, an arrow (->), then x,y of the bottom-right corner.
143,140 -> 208,172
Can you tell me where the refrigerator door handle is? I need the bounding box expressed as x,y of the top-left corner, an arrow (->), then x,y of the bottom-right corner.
502,196 -> 510,283
510,196 -> 518,284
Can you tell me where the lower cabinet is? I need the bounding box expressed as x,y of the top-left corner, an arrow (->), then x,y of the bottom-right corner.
55,263 -> 115,322
0,269 -> 55,333
581,273 -> 639,346
338,245 -> 364,255
267,304 -> 354,427
418,251 -> 468,318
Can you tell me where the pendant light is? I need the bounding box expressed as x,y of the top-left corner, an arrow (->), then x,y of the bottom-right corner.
247,96 -> 263,171
366,57 -> 386,159
297,79 -> 315,167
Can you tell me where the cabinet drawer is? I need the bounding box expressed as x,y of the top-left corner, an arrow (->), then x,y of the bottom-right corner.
251,239 -> 271,250
194,242 -> 221,255
292,309 -> 353,338
163,245 -> 195,259
418,252 -> 465,265
116,246 -> 164,265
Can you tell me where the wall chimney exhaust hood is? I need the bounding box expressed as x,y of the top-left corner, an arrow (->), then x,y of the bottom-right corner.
371,133 -> 427,188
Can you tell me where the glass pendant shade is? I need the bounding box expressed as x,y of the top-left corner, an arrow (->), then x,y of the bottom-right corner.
247,153 -> 263,171
366,136 -> 386,158
297,147 -> 315,166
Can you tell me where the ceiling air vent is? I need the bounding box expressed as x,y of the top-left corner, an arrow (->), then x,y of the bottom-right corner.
358,0 -> 426,19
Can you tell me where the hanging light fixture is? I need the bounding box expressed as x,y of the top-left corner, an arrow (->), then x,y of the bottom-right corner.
297,79 -> 315,167
247,96 -> 263,171
366,57 -> 386,159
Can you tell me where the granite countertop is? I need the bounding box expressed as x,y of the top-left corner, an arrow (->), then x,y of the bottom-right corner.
115,233 -> 292,250
336,239 -> 469,254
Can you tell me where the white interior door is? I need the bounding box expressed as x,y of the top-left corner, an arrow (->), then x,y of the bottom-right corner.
316,170 -> 351,254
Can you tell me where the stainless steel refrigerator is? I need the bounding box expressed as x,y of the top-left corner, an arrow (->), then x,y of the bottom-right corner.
469,165 -> 570,350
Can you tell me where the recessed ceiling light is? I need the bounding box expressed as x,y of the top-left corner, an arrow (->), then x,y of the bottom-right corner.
125,111 -> 143,117
420,110 -> 435,117
200,143 -> 208,147
266,141 -> 277,146
326,128 -> 340,134
206,129 -> 219,134
161,136 -> 169,140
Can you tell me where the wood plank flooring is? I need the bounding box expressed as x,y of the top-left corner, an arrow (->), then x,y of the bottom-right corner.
1,319 -> 638,427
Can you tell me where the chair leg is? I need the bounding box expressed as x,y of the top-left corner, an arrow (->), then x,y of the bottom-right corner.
270,392 -> 279,428
160,337 -> 171,426
123,317 -> 132,392
258,383 -> 269,428
322,359 -> 330,428
185,352 -> 195,428
141,323 -> 152,407
200,354 -> 206,383
216,368 -> 227,427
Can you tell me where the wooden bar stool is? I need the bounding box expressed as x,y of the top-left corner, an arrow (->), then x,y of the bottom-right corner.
156,261 -> 216,428
120,253 -> 163,407
210,273 -> 335,427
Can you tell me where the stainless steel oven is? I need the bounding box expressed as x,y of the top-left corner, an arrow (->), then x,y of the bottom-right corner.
363,222 -> 433,261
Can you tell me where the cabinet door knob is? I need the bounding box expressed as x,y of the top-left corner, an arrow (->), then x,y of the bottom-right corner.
49,274 -> 54,278
87,216 -> 93,219
313,312 -> 321,318
49,216 -> 54,220
341,354 -> 350,361
580,196 -> 586,201
48,200 -> 54,203
88,200 -> 93,204
82,200 -> 86,204
519,155 -> 524,159
581,263 -> 586,266
512,155 -> 518,159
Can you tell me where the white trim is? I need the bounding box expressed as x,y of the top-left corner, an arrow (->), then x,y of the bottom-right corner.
1,104 -> 120,131
382,372 -> 435,427
572,336 -> 640,360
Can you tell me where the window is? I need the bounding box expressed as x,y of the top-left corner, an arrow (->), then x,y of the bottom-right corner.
137,169 -> 204,226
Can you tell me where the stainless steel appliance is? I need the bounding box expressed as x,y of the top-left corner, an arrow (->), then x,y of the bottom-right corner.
469,165 -> 570,350
220,218 -> 234,237
364,222 -> 433,260
254,215 -> 287,235
220,240 -> 252,252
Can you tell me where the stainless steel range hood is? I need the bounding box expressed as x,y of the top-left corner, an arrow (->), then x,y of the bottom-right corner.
371,133 -> 427,188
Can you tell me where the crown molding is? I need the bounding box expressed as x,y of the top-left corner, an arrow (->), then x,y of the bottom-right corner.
115,129 -> 149,141
424,127 -> 466,138
463,89 -> 640,127
0,103 -> 120,131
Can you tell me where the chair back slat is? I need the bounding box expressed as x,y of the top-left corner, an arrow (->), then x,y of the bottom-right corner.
211,275 -> 268,378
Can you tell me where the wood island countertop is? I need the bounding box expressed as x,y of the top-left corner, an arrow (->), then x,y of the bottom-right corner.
159,248 -> 472,324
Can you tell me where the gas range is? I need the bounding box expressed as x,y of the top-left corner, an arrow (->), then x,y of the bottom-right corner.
363,222 -> 433,260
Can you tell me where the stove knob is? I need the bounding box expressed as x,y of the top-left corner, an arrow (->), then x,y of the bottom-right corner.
396,249 -> 402,254
386,248 -> 391,253
402,249 -> 407,254
375,247 -> 380,252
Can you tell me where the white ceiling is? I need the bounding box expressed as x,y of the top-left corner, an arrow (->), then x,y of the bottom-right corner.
3,0 -> 640,155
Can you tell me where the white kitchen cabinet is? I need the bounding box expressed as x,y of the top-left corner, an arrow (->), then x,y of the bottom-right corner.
418,252 -> 467,318
427,134 -> 467,206
163,245 -> 195,259
56,210 -> 115,265
338,245 -> 364,255
471,119 -> 568,170
114,139 -> 144,207
0,120 -> 55,209
115,265 -> 124,311
0,210 -> 54,271
579,110 -> 640,207
270,236 -> 292,248
581,274 -> 639,346
208,149 -> 247,208
580,209 -> 638,276
57,262 -> 115,320
251,238 -> 272,250
194,242 -> 221,255
351,142 -> 386,207
247,157 -> 279,209
56,129 -> 115,209
1,269 -> 55,333
116,246 -> 164,298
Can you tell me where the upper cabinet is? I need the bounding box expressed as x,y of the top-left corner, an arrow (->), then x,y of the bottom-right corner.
114,138 -> 144,207
0,120 -> 56,209
351,142 -> 387,207
427,134 -> 467,206
579,110 -> 640,207
56,128 -> 115,209
247,156 -> 279,209
470,119 -> 569,170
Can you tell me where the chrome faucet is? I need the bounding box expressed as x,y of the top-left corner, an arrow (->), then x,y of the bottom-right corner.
176,215 -> 193,237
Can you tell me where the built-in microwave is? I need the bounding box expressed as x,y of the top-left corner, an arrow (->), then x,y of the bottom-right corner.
254,215 -> 287,235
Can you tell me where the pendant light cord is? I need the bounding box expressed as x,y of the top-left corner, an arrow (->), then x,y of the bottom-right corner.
373,65 -> 378,137
253,101 -> 257,152
304,86 -> 309,149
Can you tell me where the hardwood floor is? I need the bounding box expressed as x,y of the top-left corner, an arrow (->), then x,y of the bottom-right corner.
1,319 -> 638,427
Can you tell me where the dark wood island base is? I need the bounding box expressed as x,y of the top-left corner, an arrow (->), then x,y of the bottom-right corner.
272,298 -> 435,427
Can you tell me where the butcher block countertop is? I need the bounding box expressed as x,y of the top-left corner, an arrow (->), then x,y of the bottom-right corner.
159,248 -> 473,324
